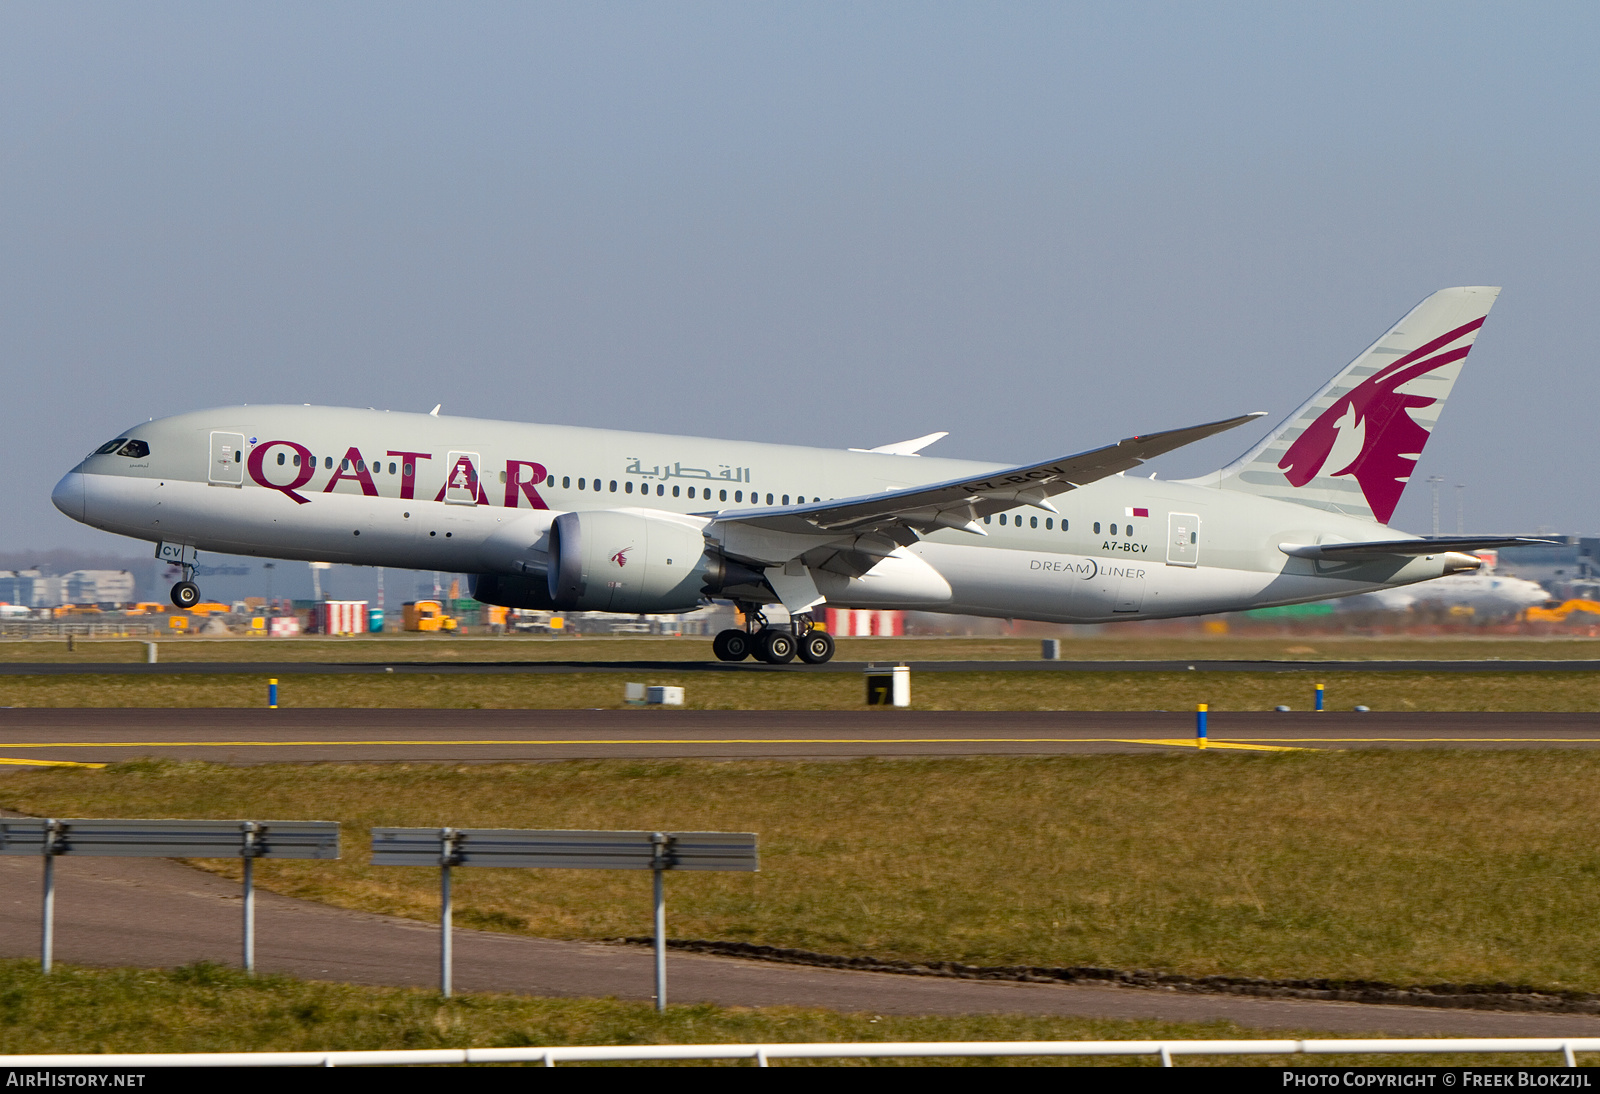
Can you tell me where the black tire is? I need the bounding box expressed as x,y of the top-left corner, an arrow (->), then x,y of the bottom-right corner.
797,630 -> 835,664
171,581 -> 200,609
712,628 -> 754,662
757,628 -> 797,664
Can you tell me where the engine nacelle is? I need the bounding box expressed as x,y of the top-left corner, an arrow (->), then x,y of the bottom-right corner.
546,510 -> 711,613
469,573 -> 557,611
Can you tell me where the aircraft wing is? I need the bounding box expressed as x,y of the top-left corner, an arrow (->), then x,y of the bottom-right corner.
709,412 -> 1267,540
1279,536 -> 1559,559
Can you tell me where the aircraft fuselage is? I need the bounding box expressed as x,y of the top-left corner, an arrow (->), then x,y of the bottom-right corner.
52,405 -> 1470,624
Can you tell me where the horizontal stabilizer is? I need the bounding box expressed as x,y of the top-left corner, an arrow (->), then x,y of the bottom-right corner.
1279,536 -> 1558,560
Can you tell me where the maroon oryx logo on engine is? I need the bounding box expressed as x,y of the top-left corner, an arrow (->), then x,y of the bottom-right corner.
610,547 -> 632,567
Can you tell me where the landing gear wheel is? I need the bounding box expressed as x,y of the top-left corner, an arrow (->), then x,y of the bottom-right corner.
712,629 -> 755,662
756,628 -> 797,664
170,581 -> 200,609
797,630 -> 835,664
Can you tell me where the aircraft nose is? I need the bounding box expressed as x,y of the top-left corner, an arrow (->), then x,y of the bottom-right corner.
51,472 -> 85,522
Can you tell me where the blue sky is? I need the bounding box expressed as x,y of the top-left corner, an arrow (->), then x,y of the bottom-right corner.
4,2 -> 1596,569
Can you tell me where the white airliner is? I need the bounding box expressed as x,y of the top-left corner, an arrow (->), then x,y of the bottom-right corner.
52,287 -> 1547,663
1351,568 -> 1550,615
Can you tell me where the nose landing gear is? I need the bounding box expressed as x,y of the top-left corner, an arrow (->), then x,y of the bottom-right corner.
170,564 -> 201,609
713,608 -> 835,664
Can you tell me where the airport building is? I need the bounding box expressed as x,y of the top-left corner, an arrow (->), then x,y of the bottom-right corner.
0,569 -> 137,607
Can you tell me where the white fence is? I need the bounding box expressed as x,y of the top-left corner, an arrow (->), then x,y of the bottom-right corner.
1,1038 -> 1595,1067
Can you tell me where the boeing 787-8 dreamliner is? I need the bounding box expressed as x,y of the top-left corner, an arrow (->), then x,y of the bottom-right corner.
52,286 -> 1545,663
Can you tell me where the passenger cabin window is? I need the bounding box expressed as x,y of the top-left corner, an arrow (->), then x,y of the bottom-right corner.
1030,516 -> 1038,528
1126,523 -> 1134,536
562,477 -> 570,488
983,515 -> 991,524
388,462 -> 396,474
116,440 -> 149,459
325,457 -> 333,469
277,452 -> 286,465
672,485 -> 680,497
95,439 -> 127,455
1093,522 -> 1101,534
766,493 -> 774,505
406,463 -> 415,477
999,514 -> 1007,525
1045,518 -> 1053,529
720,489 -> 727,501
578,478 -> 586,490
687,487 -> 696,499
609,480 -> 617,492
1110,523 -> 1117,536
626,481 -> 634,494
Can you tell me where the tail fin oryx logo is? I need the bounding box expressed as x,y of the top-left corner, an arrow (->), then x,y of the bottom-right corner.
610,547 -> 632,568
1198,288 -> 1499,522
1277,314 -> 1487,522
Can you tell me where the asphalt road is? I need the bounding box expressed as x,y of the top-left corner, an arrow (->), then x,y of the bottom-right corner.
4,658 -> 1600,675
3,852 -> 1596,1037
0,709 -> 1597,765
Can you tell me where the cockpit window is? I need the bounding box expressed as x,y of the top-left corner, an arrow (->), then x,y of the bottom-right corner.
94,439 -> 127,455
115,439 -> 150,459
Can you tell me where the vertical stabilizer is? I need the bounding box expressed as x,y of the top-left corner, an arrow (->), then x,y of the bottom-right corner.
1188,286 -> 1501,523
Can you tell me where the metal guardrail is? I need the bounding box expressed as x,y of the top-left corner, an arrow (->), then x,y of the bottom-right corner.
0,818 -> 340,974
0,622 -> 161,637
372,828 -> 758,1005
0,1037 -> 1594,1067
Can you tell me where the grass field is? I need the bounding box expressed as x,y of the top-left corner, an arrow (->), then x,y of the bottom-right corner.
0,961 -> 1564,1066
8,752 -> 1600,994
0,668 -> 1594,710
6,633 -> 1600,663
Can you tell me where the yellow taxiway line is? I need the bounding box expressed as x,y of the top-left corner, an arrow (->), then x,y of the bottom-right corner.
1116,739 -> 1307,752
0,757 -> 106,768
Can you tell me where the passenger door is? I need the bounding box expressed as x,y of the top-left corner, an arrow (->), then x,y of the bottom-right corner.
443,451 -> 482,505
209,432 -> 245,485
1167,512 -> 1200,566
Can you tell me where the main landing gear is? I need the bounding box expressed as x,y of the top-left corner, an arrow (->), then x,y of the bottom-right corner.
714,610 -> 835,664
170,564 -> 201,609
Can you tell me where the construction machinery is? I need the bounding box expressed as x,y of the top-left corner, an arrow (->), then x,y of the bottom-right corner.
403,600 -> 460,633
1524,599 -> 1600,623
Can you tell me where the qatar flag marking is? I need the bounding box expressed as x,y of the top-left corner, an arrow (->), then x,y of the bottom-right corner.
1125,507 -> 1148,518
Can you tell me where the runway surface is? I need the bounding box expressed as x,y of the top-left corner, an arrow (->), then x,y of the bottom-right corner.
0,709 -> 1597,765
5,658 -> 1600,675
2,850 -> 1595,1035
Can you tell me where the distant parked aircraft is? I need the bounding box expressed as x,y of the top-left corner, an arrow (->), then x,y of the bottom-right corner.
53,287 -> 1550,662
1350,571 -> 1550,615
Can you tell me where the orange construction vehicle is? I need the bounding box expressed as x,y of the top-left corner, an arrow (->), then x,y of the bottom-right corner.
1525,599 -> 1600,623
403,600 -> 460,633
